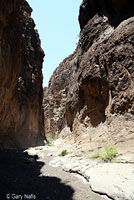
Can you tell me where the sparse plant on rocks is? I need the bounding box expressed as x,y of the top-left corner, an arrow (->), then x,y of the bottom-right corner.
17,76 -> 25,96
89,146 -> 118,162
101,146 -> 118,162
56,111 -> 61,117
46,136 -> 54,146
90,148 -> 101,159
49,101 -> 54,105
18,77 -> 24,88
62,97 -> 67,102
58,149 -> 68,157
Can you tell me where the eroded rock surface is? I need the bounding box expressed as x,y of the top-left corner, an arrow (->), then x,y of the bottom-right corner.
43,54 -> 77,138
79,0 -> 134,29
0,0 -> 44,148
44,0 -> 134,155
49,147 -> 134,200
27,144 -> 134,200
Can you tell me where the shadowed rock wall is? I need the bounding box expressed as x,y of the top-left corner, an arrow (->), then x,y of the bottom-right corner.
79,0 -> 134,29
0,0 -> 44,148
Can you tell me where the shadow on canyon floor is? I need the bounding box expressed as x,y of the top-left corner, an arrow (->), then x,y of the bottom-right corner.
0,150 -> 74,200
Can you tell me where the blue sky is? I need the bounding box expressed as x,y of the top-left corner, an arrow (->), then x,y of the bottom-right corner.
27,0 -> 82,87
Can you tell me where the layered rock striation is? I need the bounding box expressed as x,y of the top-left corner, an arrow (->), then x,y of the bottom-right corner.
0,0 -> 44,148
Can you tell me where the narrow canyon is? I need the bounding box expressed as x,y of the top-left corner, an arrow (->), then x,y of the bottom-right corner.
0,0 -> 134,200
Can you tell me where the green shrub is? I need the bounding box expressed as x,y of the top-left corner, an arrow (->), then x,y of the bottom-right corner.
17,76 -> 25,96
101,146 -> 118,162
55,111 -> 61,117
58,149 -> 68,157
89,146 -> 118,162
18,77 -> 24,87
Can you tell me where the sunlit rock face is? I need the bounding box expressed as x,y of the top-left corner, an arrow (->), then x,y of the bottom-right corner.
0,0 -> 44,148
66,0 -> 134,130
44,0 -> 134,150
43,54 -> 76,138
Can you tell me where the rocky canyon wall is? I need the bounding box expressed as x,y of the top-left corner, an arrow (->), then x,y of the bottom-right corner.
44,0 -> 134,151
0,0 -> 44,148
